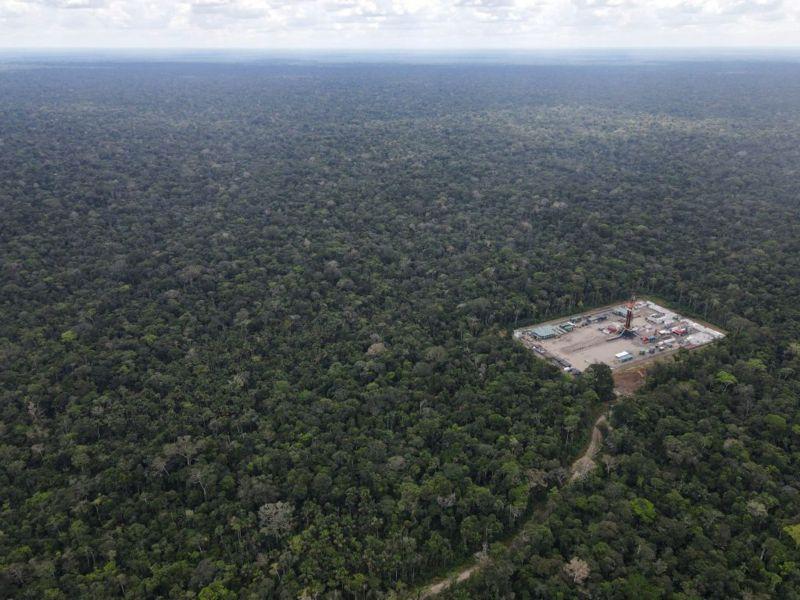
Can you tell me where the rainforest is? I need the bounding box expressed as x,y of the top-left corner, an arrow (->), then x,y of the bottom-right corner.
1,56 -> 800,599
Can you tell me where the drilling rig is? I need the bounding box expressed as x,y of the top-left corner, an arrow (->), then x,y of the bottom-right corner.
623,296 -> 636,334
607,296 -> 637,340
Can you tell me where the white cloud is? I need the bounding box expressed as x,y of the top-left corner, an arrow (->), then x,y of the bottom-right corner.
1,0 -> 798,47
656,0 -> 786,27
189,0 -> 267,19
41,0 -> 108,8
0,0 -> 36,18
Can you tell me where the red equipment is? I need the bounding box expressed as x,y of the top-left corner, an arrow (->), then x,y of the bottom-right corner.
624,297 -> 635,331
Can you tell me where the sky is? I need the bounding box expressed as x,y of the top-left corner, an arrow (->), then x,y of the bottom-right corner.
0,0 -> 798,49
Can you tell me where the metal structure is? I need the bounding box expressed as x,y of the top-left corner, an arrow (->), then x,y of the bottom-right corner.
624,296 -> 635,332
607,295 -> 637,341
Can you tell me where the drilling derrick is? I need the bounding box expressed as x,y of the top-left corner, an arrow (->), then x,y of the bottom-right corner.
624,298 -> 635,331
605,296 -> 638,341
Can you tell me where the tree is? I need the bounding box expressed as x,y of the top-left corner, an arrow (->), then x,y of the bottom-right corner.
584,363 -> 615,402
198,580 -> 237,600
715,370 -> 738,391
563,557 -> 590,585
259,502 -> 295,542
630,498 -> 657,524
784,524 -> 800,547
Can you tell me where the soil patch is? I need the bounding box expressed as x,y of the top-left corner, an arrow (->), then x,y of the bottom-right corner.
613,366 -> 650,395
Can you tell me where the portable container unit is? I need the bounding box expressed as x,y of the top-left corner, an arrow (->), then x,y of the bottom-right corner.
531,325 -> 560,339
615,351 -> 633,363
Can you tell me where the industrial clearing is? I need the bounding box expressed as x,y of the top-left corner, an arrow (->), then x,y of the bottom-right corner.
514,298 -> 725,376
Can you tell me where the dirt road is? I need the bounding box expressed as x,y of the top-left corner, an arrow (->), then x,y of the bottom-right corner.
418,563 -> 483,599
412,412 -> 609,598
569,414 -> 607,482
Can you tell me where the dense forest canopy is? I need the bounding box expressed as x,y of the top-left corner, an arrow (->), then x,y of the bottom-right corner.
1,57 -> 800,598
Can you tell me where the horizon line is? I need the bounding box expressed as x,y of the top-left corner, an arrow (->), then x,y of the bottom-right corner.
2,45 -> 800,52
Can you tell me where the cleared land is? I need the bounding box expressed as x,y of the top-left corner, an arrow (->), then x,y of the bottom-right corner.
514,299 -> 725,375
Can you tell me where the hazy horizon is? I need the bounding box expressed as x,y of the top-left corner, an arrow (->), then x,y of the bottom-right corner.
3,46 -> 800,67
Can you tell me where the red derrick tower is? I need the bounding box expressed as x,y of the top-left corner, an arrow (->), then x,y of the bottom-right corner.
624,296 -> 635,331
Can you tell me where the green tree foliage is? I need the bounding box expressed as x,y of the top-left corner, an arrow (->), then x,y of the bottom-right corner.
715,370 -> 738,391
785,524 -> 800,547
583,363 -> 615,402
1,57 -> 800,598
447,343 -> 800,599
629,497 -> 657,523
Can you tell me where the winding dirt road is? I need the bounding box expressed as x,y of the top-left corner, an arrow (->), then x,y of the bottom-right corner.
412,412 -> 609,598
418,563 -> 483,599
569,414 -> 608,482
